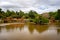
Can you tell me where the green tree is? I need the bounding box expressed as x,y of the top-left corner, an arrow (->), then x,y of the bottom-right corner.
0,8 -> 2,13
10,11 -> 17,18
0,8 -> 5,18
5,10 -> 12,17
55,9 -> 60,20
28,10 -> 37,19
24,13 -> 29,19
16,10 -> 24,18
19,10 -> 24,18
34,15 -> 49,24
49,12 -> 57,19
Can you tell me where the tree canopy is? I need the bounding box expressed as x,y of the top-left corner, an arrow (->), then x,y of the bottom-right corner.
0,8 -> 60,24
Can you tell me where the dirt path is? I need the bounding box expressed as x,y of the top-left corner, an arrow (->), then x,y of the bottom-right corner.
0,23 -> 24,26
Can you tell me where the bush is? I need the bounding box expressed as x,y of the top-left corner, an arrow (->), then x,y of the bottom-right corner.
33,17 -> 49,24
29,19 -> 34,22
41,18 -> 49,23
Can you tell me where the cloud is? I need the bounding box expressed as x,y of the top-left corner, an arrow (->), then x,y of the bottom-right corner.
0,0 -> 60,14
0,1 -> 20,8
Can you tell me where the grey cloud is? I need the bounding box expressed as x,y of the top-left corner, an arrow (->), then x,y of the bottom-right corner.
0,5 -> 20,8
36,0 -> 60,6
0,0 -> 60,13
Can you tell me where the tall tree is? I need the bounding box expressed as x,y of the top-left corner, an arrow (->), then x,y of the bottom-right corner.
55,9 -> 60,20
28,10 -> 37,19
0,8 -> 2,13
15,10 -> 24,18
5,10 -> 11,17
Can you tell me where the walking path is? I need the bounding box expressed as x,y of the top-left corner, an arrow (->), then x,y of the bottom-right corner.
0,22 -> 24,26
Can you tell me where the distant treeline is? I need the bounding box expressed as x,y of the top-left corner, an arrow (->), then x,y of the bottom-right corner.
0,8 -> 60,24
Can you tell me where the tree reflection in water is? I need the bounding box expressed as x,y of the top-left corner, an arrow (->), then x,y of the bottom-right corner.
0,24 -> 49,33
0,26 -> 2,32
35,25 -> 49,33
57,29 -> 60,34
6,23 -> 25,32
6,25 -> 15,32
56,22 -> 60,27
28,24 -> 49,33
0,23 -> 60,34
18,24 -> 25,31
28,24 -> 35,33
56,22 -> 60,34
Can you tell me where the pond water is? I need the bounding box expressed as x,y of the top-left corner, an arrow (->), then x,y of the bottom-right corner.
0,23 -> 60,40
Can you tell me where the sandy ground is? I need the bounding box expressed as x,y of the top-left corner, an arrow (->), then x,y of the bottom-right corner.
0,22 -> 23,26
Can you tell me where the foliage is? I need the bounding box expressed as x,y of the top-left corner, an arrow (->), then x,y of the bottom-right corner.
55,9 -> 60,20
33,15 -> 49,24
17,10 -> 24,18
24,13 -> 29,19
28,10 -> 38,19
0,8 -> 60,24
49,11 -> 57,20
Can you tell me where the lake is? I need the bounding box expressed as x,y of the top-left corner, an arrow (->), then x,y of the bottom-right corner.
0,23 -> 60,40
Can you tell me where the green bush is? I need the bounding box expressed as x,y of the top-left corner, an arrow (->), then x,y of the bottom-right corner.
33,17 -> 49,24
41,18 -> 49,23
29,19 -> 34,22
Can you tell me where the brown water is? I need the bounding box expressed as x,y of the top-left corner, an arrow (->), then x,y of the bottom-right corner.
0,23 -> 60,40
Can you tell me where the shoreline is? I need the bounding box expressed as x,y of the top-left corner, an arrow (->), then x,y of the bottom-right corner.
0,22 -> 24,26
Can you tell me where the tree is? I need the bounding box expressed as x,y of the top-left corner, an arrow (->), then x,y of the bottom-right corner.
0,8 -> 5,18
15,10 -> 24,18
5,10 -> 11,17
18,10 -> 24,18
55,9 -> 60,20
10,11 -> 17,18
28,10 -> 37,19
34,15 -> 49,24
49,12 -> 57,19
0,8 -> 2,13
24,13 -> 29,19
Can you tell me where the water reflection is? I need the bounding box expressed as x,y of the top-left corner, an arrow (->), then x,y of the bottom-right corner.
0,24 -> 49,34
0,23 -> 60,40
0,27 -> 1,32
56,22 -> 60,34
56,22 -> 60,27
28,24 -> 49,33
57,29 -> 60,34
28,24 -> 35,33
35,25 -> 48,33
6,24 -> 25,32
0,24 -> 60,34
0,24 -> 60,33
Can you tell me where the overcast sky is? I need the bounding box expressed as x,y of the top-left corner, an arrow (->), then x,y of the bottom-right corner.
0,0 -> 60,13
